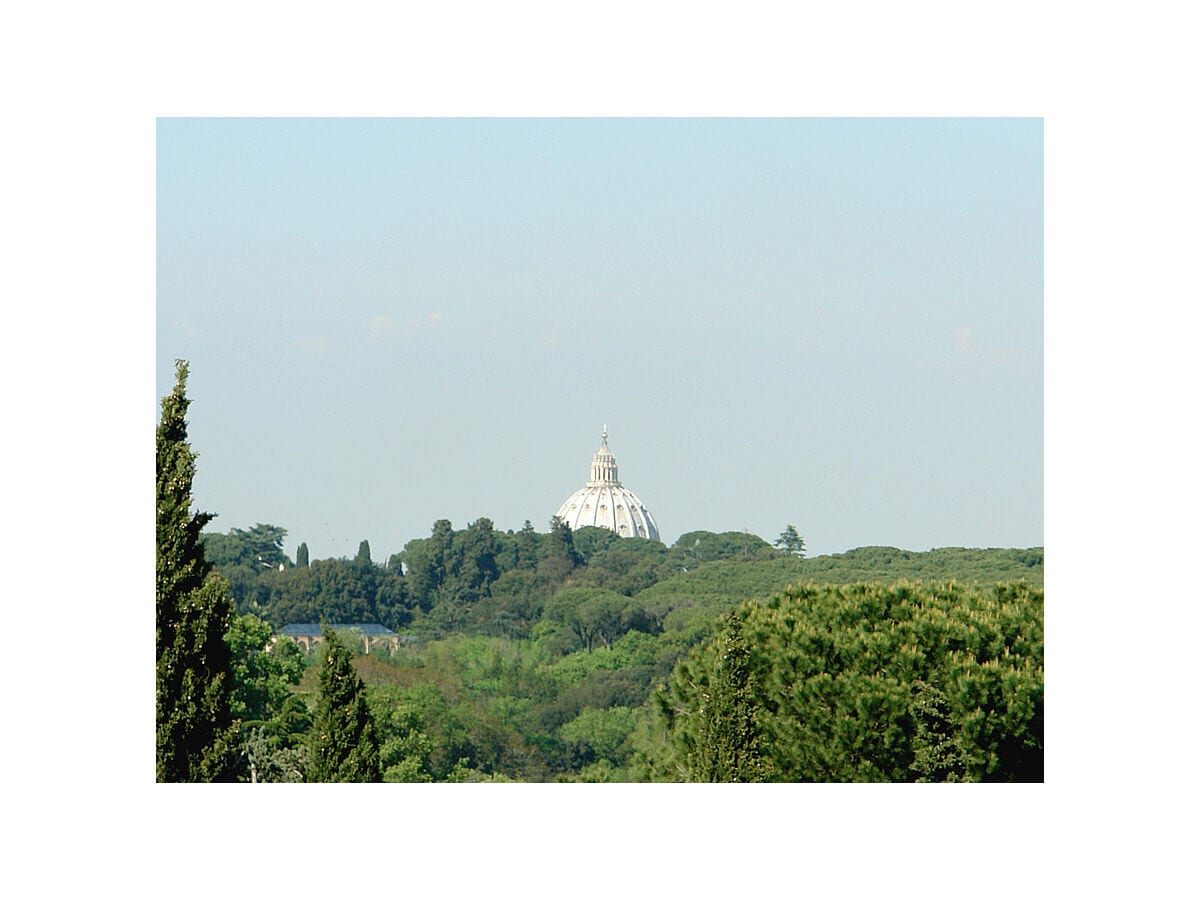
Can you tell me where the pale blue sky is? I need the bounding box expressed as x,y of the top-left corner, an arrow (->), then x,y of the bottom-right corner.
157,118 -> 1042,562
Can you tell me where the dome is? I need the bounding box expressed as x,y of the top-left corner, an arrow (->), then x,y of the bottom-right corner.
555,428 -> 660,541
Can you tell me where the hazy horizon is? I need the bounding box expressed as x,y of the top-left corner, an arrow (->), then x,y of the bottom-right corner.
157,117 -> 1043,562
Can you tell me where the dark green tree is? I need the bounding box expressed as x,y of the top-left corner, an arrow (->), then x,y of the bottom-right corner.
296,542 -> 309,568
664,612 -> 770,782
540,516 -> 582,581
773,525 -> 806,557
515,519 -> 540,570
356,539 -> 372,565
457,517 -> 500,600
672,530 -> 778,564
202,523 -> 289,569
403,519 -> 456,611
156,359 -> 239,781
543,587 -> 631,652
307,626 -> 382,782
571,525 -> 620,563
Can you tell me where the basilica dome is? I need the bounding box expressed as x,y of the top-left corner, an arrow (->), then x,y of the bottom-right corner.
555,429 -> 660,542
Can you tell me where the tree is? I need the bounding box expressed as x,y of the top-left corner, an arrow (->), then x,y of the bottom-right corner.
571,525 -> 620,563
403,519 -> 456,611
515,519 -> 540,570
296,542 -> 309,568
225,608 -> 310,783
671,530 -> 778,564
540,516 -> 581,582
156,359 -> 239,781
774,525 -> 806,558
307,626 -> 382,782
202,523 -> 289,569
457,517 -> 499,600
543,587 -> 631,652
661,612 -> 770,782
559,706 -> 639,769
356,539 -> 372,565
226,613 -> 306,730
656,581 -> 1044,781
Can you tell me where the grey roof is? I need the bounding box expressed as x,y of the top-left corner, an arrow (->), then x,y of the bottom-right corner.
277,623 -> 399,637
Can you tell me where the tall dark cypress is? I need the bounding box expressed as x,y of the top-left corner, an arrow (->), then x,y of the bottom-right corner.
156,360 -> 239,781
307,627 -> 381,782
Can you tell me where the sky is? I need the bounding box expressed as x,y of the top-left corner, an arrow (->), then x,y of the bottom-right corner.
157,117 -> 1042,563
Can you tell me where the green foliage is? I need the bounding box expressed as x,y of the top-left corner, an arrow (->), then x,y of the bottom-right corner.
307,626 -> 382,782
224,613 -> 309,780
570,526 -> 621,563
542,587 -> 633,652
368,684 -> 438,782
797,545 -> 1044,586
657,581 -> 1043,782
182,482 -> 1045,782
242,726 -> 307,783
659,612 -> 771,782
156,360 -> 239,782
225,613 -> 304,724
211,544 -> 413,631
559,706 -> 640,768
202,523 -> 290,570
398,518 -> 503,632
541,516 -> 582,580
774,525 -> 806,557
572,536 -> 672,596
296,542 -> 309,568
672,530 -> 780,564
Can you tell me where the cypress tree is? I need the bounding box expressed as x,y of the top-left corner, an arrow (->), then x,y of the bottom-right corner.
682,612 -> 770,782
296,542 -> 309,568
156,359 -> 239,781
307,626 -> 381,782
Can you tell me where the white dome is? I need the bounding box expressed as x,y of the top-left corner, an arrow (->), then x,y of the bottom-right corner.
555,429 -> 660,541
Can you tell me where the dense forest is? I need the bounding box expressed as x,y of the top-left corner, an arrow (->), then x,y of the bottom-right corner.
159,361 -> 1043,783
196,519 -> 1043,782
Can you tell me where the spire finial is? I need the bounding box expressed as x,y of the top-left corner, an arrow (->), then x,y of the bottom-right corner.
602,424 -> 608,445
